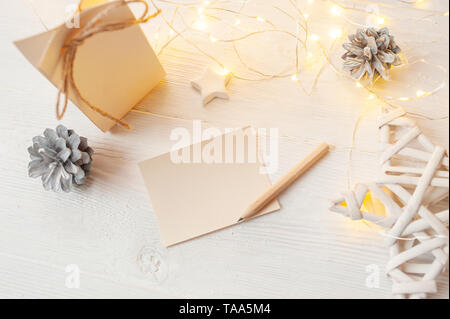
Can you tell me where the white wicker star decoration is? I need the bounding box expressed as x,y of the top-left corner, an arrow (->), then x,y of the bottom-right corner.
330,107 -> 449,299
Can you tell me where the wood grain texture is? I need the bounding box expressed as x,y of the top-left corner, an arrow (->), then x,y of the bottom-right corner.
0,0 -> 448,298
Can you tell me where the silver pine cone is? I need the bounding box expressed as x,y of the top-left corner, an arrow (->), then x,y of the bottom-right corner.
28,125 -> 94,192
342,27 -> 401,84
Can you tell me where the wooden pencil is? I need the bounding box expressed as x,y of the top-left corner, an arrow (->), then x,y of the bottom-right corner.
238,142 -> 330,221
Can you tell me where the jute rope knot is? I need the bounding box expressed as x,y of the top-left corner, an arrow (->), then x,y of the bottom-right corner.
56,0 -> 161,129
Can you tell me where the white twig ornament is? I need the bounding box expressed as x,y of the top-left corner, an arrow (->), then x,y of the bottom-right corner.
330,107 -> 449,299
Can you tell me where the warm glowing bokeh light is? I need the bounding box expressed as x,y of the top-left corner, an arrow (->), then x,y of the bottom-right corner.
331,5 -> 341,16
329,28 -> 342,39
220,68 -> 231,75
416,90 -> 427,97
193,20 -> 206,30
310,34 -> 320,42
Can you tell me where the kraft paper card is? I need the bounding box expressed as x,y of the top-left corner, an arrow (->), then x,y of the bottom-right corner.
15,1 -> 165,132
138,128 -> 281,247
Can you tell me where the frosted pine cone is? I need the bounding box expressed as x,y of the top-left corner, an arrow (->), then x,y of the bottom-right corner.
342,27 -> 401,84
28,125 -> 94,192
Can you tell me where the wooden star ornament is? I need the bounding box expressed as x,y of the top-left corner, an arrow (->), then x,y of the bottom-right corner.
191,68 -> 231,105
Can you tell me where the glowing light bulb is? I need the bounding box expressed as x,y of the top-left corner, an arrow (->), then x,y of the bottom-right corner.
257,16 -> 265,22
220,68 -> 231,75
310,34 -> 320,42
329,28 -> 342,39
377,16 -> 385,25
193,20 -> 206,30
331,5 -> 341,16
416,90 -> 427,97
209,35 -> 218,42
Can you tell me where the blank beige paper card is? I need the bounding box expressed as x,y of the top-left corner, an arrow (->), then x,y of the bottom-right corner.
139,128 -> 280,247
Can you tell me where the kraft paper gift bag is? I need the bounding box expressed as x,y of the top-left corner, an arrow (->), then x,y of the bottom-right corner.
15,0 -> 165,132
138,128 -> 281,247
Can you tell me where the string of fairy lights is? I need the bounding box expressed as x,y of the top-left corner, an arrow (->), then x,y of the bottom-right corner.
139,0 -> 449,109
28,0 -> 443,108
26,0 -> 448,128
29,0 -> 449,121
130,0 -> 449,193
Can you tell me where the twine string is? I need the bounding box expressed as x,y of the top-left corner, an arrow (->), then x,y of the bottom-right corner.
56,0 -> 161,129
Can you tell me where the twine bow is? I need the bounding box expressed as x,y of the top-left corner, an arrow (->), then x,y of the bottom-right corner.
56,0 -> 161,129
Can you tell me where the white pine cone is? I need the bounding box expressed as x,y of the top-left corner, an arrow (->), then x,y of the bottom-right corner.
342,27 -> 401,84
28,125 -> 94,192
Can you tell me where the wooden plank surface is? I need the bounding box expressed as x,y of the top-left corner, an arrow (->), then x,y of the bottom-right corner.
0,0 -> 448,298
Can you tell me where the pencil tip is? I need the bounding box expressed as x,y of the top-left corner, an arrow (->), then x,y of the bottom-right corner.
237,218 -> 244,222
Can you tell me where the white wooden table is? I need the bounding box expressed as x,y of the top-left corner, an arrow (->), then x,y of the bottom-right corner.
0,0 -> 448,298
